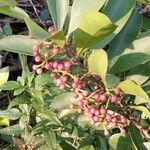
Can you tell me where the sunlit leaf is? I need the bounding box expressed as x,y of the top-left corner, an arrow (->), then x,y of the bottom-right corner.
0,81 -> 20,90
0,67 -> 9,86
0,117 -> 9,126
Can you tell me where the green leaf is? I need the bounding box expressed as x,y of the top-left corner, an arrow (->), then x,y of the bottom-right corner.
80,145 -> 94,150
129,106 -> 150,117
118,80 -> 149,101
0,124 -> 22,136
8,97 -> 30,109
127,63 -> 150,85
50,31 -> 65,47
68,0 -> 106,35
129,122 -> 147,150
108,10 -> 142,69
0,117 -> 9,126
25,17 -> 50,39
0,67 -> 9,86
0,0 -> 16,7
137,0 -> 150,4
59,109 -> 77,118
110,53 -> 150,74
0,35 -> 35,55
142,16 -> 150,30
109,133 -> 132,150
0,108 -> 21,120
103,0 -> 135,22
0,6 -> 29,19
88,49 -> 108,81
50,92 -> 79,110
14,87 -> 25,96
0,81 -> 20,90
75,11 -> 116,54
46,0 -> 69,31
43,131 -> 56,150
3,24 -> 12,36
106,74 -> 120,88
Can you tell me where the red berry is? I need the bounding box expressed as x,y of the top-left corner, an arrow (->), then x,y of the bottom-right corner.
99,94 -> 106,101
74,76 -> 80,83
61,75 -> 68,83
34,56 -> 41,62
57,63 -> 64,70
114,87 -> 121,95
52,61 -> 58,68
64,61 -> 72,69
121,116 -> 127,123
93,116 -> 99,122
112,122 -> 118,128
90,108 -> 96,114
100,108 -> 107,115
72,82 -> 78,89
36,68 -> 43,74
52,47 -> 60,55
112,117 -> 117,122
111,95 -> 118,103
106,114 -> 112,121
95,110 -> 100,116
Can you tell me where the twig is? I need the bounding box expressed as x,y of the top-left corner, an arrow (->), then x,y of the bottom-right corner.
29,0 -> 46,28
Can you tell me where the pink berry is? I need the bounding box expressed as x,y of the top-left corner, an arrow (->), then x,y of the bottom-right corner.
78,100 -> 84,106
82,90 -> 89,97
61,75 -> 68,83
84,99 -> 89,105
44,63 -> 51,70
112,122 -> 118,128
93,116 -> 99,122
32,65 -> 37,71
52,61 -> 58,68
90,108 -> 96,114
34,56 -> 41,62
32,50 -> 39,56
120,128 -> 126,135
57,63 -> 64,70
99,94 -> 106,101
52,47 -> 60,55
33,45 -> 39,51
112,117 -> 117,122
50,72 -> 57,79
59,84 -> 65,90
88,113 -> 93,118
56,79 -> 62,86
114,87 -> 121,95
100,108 -> 107,115
85,108 -> 90,114
36,68 -> 43,74
64,61 -> 72,69
94,93 -> 100,100
106,114 -> 112,121
94,110 -> 100,116
44,52 -> 49,58
111,95 -> 118,103
121,116 -> 127,123
72,82 -> 78,89
103,120 -> 109,126
73,77 -> 80,83
48,26 -> 56,33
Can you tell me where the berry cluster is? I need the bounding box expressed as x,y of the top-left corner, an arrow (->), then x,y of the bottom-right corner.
31,26 -> 128,136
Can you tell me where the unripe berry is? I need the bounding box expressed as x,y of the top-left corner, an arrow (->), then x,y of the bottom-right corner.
100,108 -> 107,115
120,128 -> 126,135
52,47 -> 60,55
33,45 -> 39,51
50,72 -> 57,79
44,52 -> 49,58
44,63 -> 51,70
59,84 -> 65,90
34,56 -> 41,62
111,95 -> 118,103
57,63 -> 64,70
36,68 -> 43,74
48,26 -> 56,34
93,116 -> 99,122
78,108 -> 82,113
56,79 -> 62,86
90,120 -> 95,125
73,92 -> 78,98
64,61 -> 72,69
104,130 -> 109,136
32,65 -> 37,71
114,87 -> 121,95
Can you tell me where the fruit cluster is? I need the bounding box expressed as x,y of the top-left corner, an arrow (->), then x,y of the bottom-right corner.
32,26 -> 128,136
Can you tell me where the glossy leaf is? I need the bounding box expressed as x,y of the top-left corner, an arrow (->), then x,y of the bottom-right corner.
0,67 -> 9,86
50,92 -> 79,110
88,50 -> 108,81
0,81 -> 20,90
106,74 -> 120,88
0,117 -> 9,126
109,133 -> 132,150
108,10 -> 142,69
129,122 -> 146,150
46,0 -> 69,31
0,35 -> 35,55
110,53 -> 150,74
0,124 -> 22,136
130,106 -> 150,117
75,11 -> 116,54
118,80 -> 149,101
103,0 -> 135,22
0,108 -> 21,120
0,0 -> 16,7
68,0 -> 106,35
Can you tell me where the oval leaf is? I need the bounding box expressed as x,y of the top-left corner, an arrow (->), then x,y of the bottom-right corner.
68,0 -> 106,35
75,11 -> 117,54
118,80 -> 149,101
0,0 -> 16,7
88,49 -> 108,81
0,35 -> 35,55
